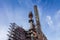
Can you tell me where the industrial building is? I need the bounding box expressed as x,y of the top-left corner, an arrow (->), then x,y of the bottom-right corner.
7,5 -> 47,40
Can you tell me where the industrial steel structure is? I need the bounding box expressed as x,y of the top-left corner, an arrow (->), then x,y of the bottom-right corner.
8,5 -> 47,40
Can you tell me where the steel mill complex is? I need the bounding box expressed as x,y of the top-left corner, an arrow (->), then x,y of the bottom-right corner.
7,5 -> 47,40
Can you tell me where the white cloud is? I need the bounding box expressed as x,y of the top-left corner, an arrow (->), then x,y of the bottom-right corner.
46,16 -> 53,25
57,10 -> 60,14
46,10 -> 60,30
0,25 -> 8,40
46,10 -> 60,40
55,10 -> 60,21
46,16 -> 54,30
17,0 -> 34,9
54,10 -> 60,31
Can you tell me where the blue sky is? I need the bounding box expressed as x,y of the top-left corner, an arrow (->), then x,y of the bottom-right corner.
0,0 -> 60,40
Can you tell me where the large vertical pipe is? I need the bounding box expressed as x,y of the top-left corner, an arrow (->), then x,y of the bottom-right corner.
34,5 -> 41,31
34,5 -> 43,40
